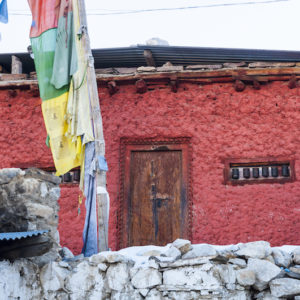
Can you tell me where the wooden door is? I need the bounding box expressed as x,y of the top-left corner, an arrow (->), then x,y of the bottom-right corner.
128,150 -> 183,246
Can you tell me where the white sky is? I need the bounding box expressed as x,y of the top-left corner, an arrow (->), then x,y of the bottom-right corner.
0,0 -> 300,53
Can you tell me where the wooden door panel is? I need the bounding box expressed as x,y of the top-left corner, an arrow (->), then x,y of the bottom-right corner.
129,151 -> 182,246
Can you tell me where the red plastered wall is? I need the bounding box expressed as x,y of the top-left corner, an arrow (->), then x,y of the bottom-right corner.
1,80 -> 300,253
100,81 -> 300,250
0,89 -> 85,254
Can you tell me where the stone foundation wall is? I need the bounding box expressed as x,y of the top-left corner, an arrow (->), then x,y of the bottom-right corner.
2,239 -> 300,299
0,168 -> 61,264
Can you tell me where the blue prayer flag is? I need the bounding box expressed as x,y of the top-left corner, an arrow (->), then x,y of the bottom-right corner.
0,0 -> 8,24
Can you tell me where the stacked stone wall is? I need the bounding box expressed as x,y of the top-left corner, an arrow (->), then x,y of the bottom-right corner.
2,239 -> 300,299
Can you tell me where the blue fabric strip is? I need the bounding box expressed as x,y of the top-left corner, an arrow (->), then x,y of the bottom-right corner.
0,0 -> 8,24
81,141 -> 98,257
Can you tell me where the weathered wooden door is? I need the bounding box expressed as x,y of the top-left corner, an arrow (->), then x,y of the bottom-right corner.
129,150 -> 182,246
120,140 -> 190,248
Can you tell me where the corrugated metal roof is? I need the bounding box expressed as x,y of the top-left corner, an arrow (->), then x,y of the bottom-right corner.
0,230 -> 48,241
1,45 -> 300,73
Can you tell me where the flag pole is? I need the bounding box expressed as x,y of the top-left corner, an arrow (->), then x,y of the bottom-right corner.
77,0 -> 109,252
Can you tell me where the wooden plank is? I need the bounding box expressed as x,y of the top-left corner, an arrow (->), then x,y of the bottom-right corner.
96,67 -> 300,83
78,0 -> 109,252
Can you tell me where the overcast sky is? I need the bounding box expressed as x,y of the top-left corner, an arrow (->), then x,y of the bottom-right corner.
0,0 -> 299,53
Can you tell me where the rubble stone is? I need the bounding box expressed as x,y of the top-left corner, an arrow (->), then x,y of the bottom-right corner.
247,258 -> 281,291
236,269 -> 256,286
131,268 -> 162,289
235,241 -> 272,259
182,243 -> 217,259
172,239 -> 192,255
272,248 -> 292,268
270,278 -> 300,297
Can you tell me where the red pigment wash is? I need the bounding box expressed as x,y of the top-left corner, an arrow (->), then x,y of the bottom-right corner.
0,80 -> 300,254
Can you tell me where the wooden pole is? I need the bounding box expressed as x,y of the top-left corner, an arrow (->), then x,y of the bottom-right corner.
77,0 -> 109,252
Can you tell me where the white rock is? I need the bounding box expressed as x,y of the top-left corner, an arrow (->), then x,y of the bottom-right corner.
131,268 -> 162,289
139,288 -> 149,297
145,289 -> 164,300
88,252 -> 107,265
182,244 -> 217,259
272,248 -> 292,268
162,245 -> 181,259
40,262 -> 69,293
0,260 -> 41,300
270,278 -> 300,298
292,247 -> 300,264
247,258 -> 281,291
40,182 -> 48,197
111,289 -> 143,300
106,263 -> 129,291
214,264 -> 236,284
98,263 -> 108,272
172,239 -> 192,255
58,261 -> 69,268
235,241 -> 272,259
236,269 -> 255,286
229,258 -> 247,267
65,261 -> 104,298
140,250 -> 161,256
163,266 -> 220,289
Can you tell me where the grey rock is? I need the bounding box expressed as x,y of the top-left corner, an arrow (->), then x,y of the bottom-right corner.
255,290 -> 280,300
60,247 -> 74,260
106,263 -> 129,291
247,258 -> 281,291
272,248 -> 292,268
182,244 -> 217,259
289,266 -> 300,274
172,239 -> 192,255
25,168 -> 61,185
270,278 -> 300,297
0,168 -> 24,184
292,247 -> 300,264
236,269 -> 256,286
235,241 -> 272,259
131,268 -> 162,289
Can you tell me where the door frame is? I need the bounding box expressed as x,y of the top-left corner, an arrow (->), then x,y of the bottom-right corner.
118,137 -> 192,249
